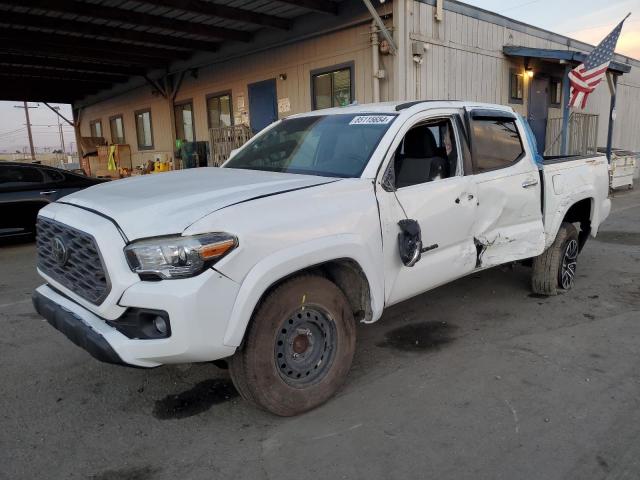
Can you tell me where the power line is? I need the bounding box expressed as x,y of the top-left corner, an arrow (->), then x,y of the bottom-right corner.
0,126 -> 27,136
565,19 -> 640,34
499,0 -> 545,13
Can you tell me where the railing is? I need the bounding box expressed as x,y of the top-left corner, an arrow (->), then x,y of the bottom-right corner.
544,113 -> 599,157
208,125 -> 253,166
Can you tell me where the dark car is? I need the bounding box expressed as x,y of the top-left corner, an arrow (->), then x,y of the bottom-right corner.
0,162 -> 106,239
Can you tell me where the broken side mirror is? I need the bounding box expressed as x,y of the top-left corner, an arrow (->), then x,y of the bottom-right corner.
398,219 -> 422,267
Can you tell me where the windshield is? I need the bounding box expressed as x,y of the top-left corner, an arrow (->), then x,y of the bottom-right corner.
224,113 -> 396,178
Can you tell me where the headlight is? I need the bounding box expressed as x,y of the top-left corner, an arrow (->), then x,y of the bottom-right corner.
124,233 -> 237,279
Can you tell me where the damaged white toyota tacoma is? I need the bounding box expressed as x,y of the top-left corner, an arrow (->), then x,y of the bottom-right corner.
33,101 -> 610,416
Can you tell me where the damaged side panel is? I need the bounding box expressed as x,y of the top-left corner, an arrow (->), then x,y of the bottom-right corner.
470,170 -> 546,268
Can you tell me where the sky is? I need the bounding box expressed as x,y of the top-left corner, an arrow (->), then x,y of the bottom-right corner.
0,0 -> 638,153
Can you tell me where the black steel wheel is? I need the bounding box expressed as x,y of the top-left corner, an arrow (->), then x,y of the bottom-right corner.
275,306 -> 337,387
229,275 -> 356,416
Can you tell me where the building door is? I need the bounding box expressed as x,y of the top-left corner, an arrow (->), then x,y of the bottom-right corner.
248,79 -> 278,134
528,76 -> 549,153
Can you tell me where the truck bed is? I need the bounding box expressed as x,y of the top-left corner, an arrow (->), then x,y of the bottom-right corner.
541,154 -> 611,247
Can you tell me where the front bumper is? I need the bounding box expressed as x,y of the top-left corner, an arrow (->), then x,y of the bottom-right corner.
33,289 -> 126,366
33,267 -> 240,368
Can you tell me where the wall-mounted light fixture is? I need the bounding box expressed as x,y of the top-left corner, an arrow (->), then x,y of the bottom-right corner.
278,73 -> 287,81
524,58 -> 534,78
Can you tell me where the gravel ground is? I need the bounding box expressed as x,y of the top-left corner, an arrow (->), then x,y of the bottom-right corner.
1,188 -> 639,480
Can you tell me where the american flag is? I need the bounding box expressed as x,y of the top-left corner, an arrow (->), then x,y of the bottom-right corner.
568,14 -> 630,109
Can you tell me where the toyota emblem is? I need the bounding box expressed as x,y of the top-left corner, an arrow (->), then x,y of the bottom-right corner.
51,236 -> 69,267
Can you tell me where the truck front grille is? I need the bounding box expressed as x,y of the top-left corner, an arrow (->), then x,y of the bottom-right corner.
36,217 -> 111,305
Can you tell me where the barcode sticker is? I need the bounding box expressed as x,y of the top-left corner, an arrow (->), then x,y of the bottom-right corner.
349,115 -> 394,125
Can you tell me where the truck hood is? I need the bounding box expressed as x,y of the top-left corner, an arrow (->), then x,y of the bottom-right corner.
60,168 -> 338,240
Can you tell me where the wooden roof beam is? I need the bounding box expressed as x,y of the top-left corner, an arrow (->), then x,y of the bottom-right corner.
142,0 -> 291,30
2,41 -> 168,68
0,53 -> 148,76
0,27 -> 187,61
275,0 -> 338,15
0,73 -> 112,90
8,0 -> 252,42
0,65 -> 127,83
7,11 -> 220,53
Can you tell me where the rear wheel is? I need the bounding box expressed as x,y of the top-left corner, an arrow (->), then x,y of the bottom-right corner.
229,275 -> 356,416
531,222 -> 579,296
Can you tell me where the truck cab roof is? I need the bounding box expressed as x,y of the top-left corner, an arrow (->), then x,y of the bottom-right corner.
287,100 -> 517,118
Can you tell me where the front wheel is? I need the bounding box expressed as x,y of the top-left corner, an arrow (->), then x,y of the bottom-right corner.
531,222 -> 580,296
229,275 -> 356,416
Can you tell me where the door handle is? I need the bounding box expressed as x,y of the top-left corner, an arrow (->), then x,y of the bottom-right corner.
522,179 -> 539,189
40,190 -> 57,195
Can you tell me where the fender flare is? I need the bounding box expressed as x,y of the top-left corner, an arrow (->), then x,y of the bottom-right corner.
545,192 -> 598,247
222,234 -> 385,347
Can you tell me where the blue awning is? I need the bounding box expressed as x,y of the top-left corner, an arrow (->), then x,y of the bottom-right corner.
503,46 -> 632,74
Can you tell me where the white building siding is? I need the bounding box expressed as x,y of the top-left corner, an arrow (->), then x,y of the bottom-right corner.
406,0 -> 640,151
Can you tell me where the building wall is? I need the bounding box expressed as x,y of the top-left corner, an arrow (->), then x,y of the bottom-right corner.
79,0 -> 640,165
404,0 -> 640,151
79,21 -> 393,167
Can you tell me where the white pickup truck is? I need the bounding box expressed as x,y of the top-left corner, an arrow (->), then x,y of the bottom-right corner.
33,101 -> 610,416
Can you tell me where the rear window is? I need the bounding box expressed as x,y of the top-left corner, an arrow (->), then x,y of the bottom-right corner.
471,118 -> 524,173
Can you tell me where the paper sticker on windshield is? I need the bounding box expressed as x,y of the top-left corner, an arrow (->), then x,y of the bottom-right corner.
349,115 -> 394,126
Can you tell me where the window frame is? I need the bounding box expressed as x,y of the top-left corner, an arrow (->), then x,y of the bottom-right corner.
206,90 -> 234,130
468,112 -> 526,175
174,99 -> 196,143
134,108 -> 154,150
381,114 -> 465,191
89,119 -> 103,138
109,114 -> 125,144
310,61 -> 355,110
509,69 -> 524,105
550,77 -> 563,106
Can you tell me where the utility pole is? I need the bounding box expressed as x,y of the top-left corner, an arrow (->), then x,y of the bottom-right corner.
53,106 -> 66,160
14,102 -> 38,162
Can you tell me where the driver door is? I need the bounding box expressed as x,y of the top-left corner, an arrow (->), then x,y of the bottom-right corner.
376,110 -> 479,306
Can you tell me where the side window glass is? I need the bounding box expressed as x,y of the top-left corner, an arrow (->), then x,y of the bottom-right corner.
0,166 -> 45,188
471,118 -> 524,173
44,169 -> 65,184
393,118 -> 459,189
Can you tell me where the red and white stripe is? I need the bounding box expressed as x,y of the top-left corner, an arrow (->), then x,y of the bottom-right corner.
568,62 -> 609,109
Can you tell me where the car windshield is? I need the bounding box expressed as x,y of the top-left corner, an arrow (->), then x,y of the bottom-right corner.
224,113 -> 397,178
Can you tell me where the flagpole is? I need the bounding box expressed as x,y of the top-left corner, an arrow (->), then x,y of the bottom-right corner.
560,64 -> 572,156
605,13 -> 629,162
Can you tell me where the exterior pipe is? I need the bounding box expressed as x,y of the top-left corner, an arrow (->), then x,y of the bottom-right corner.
361,0 -> 397,55
371,21 -> 380,103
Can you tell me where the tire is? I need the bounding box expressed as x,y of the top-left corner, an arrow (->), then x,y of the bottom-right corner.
531,222 -> 580,296
228,275 -> 356,416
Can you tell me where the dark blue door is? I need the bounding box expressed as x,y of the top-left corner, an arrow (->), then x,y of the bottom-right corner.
528,76 -> 549,154
248,78 -> 278,134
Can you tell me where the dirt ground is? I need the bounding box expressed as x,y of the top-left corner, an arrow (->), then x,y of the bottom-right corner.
1,189 -> 639,480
